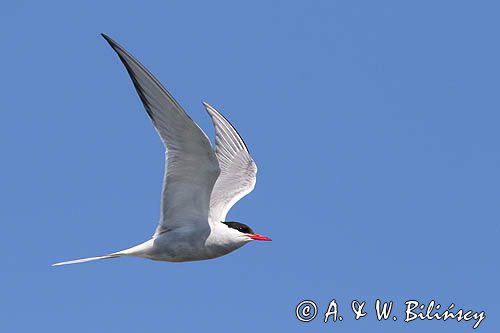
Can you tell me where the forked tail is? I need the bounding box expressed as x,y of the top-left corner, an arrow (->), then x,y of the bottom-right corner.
52,253 -> 124,266
52,241 -> 151,266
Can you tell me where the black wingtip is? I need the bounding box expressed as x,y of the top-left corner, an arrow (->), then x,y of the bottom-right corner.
100,33 -> 124,55
100,33 -> 114,45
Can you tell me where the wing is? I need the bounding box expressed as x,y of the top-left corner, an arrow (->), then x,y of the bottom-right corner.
102,34 -> 220,236
203,102 -> 257,222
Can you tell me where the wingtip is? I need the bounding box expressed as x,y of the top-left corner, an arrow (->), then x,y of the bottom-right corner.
100,33 -> 118,48
202,101 -> 215,111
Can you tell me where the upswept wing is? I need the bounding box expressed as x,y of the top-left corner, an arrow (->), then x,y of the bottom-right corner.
102,34 -> 220,236
203,102 -> 257,222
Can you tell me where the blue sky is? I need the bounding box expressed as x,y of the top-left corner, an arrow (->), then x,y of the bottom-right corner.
1,1 -> 498,332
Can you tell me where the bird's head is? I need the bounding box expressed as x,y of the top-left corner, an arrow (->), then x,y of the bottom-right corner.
222,221 -> 272,242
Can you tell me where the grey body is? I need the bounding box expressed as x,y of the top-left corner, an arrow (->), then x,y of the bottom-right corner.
137,224 -> 249,262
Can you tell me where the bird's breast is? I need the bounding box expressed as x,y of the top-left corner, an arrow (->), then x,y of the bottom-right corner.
146,227 -> 245,262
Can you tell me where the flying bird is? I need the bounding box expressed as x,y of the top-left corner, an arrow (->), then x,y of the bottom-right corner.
53,34 -> 270,266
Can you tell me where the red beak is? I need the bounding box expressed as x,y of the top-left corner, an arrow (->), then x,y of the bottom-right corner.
248,234 -> 272,241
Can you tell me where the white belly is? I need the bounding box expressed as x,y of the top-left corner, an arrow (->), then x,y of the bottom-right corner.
140,226 -> 248,262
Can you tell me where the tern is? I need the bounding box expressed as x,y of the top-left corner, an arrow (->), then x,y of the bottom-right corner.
53,34 -> 271,266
